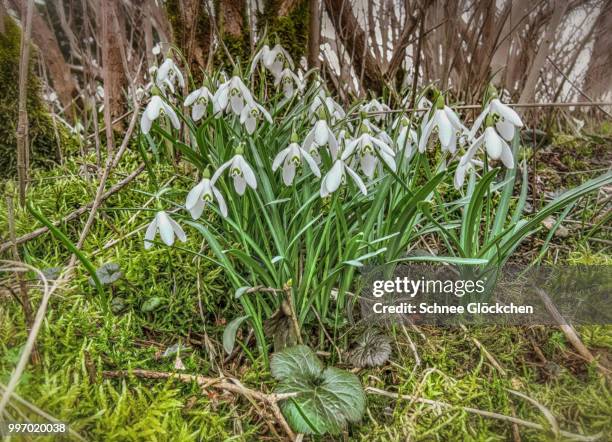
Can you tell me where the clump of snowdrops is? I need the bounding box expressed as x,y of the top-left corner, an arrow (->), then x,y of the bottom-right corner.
136,44 -> 612,362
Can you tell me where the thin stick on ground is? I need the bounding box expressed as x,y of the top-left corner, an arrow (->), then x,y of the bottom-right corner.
0,261 -> 55,417
366,387 -> 601,441
535,287 -> 611,378
102,369 -> 297,441
6,197 -> 39,364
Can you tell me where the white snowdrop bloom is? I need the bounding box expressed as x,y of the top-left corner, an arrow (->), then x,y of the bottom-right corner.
185,176 -> 228,219
461,125 -> 514,172
360,99 -> 391,122
184,86 -> 213,121
272,142 -> 321,185
141,96 -> 180,134
344,132 -> 396,179
395,118 -> 418,160
240,100 -> 273,134
252,44 -> 294,78
152,43 -> 162,55
469,98 -> 523,141
419,101 -> 466,154
214,153 -> 257,195
362,119 -> 393,146
144,211 -> 187,250
274,68 -> 303,99
156,58 -> 185,94
213,76 -> 254,116
309,95 -> 345,123
454,156 -> 483,189
303,120 -> 339,162
320,157 -> 367,197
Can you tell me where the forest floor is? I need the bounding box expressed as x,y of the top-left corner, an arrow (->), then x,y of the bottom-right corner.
0,125 -> 611,441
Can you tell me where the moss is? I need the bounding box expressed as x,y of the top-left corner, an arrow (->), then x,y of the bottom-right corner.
0,16 -> 70,177
214,0 -> 250,68
258,0 -> 309,64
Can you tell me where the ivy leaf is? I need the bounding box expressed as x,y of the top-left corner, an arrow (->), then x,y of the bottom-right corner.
89,262 -> 123,286
223,315 -> 249,355
271,345 -> 365,435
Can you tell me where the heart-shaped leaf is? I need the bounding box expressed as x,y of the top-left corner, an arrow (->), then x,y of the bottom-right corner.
271,345 -> 365,435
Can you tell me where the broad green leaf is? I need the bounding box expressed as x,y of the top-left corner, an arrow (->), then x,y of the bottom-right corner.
223,315 -> 250,355
271,346 -> 365,435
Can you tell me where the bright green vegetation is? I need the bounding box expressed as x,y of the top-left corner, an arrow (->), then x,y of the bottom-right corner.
1,147 -> 610,440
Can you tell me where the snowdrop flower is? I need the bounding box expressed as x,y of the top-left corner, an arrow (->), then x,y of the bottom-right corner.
274,68 -> 303,99
419,97 -> 466,154
184,86 -> 213,121
360,99 -> 391,122
344,132 -> 396,178
144,211 -> 187,250
156,58 -> 185,94
394,117 -> 418,160
185,171 -> 228,219
272,141 -> 321,185
362,118 -> 393,145
251,44 -> 294,78
240,100 -> 273,134
309,95 -> 345,123
214,150 -> 257,195
454,156 -> 483,189
141,96 -> 180,134
469,97 -> 523,141
320,155 -> 367,197
303,120 -> 339,162
461,119 -> 514,172
213,76 -> 254,116
152,43 -> 162,55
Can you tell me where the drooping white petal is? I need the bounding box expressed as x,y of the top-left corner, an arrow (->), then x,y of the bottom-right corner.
272,147 -> 291,171
484,127 -> 502,160
238,156 -> 257,189
418,118 -> 435,153
360,153 -> 377,178
499,139 -> 514,168
324,160 -> 344,195
140,113 -> 153,134
345,165 -> 367,195
157,212 -> 175,246
496,119 -> 515,141
186,180 -> 207,210
282,162 -> 296,185
144,217 -> 158,249
234,175 -> 247,195
491,99 -> 523,127
168,217 -> 187,243
192,103 -> 206,121
211,186 -> 228,217
436,110 -> 453,147
300,148 -> 321,177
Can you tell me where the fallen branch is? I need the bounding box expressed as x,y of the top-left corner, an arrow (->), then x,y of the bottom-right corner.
102,369 -> 297,441
535,287 -> 611,378
366,387 -> 601,441
0,164 -> 145,255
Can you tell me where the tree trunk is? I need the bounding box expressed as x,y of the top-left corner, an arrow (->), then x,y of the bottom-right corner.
583,1 -> 612,99
518,0 -> 569,103
9,0 -> 79,117
100,0 -> 127,127
324,0 -> 383,94
307,0 -> 321,69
